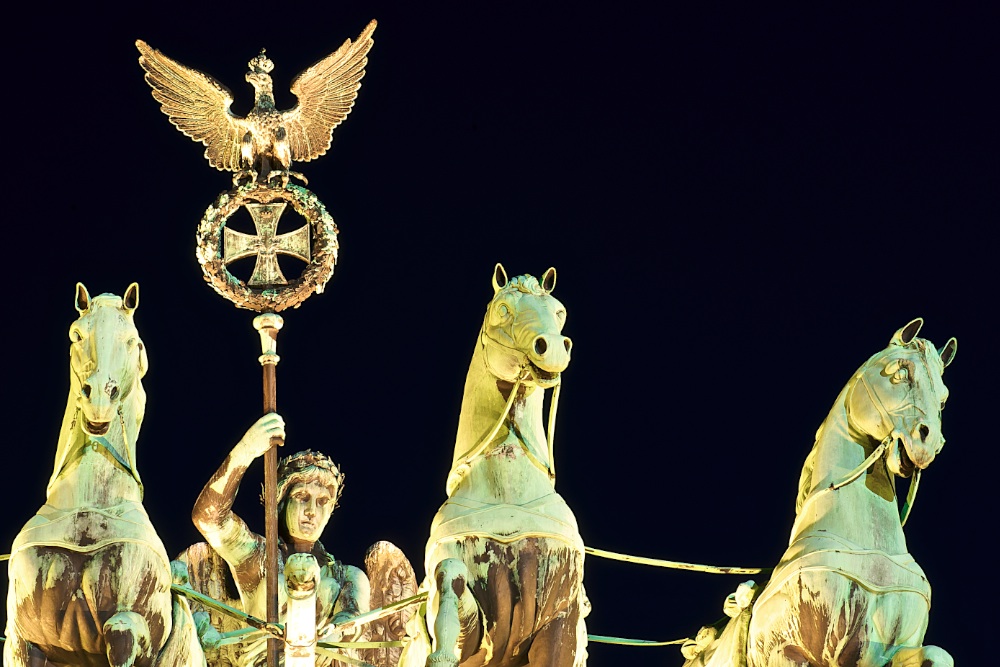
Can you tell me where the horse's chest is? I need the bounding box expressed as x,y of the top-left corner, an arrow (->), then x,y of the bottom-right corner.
8,544 -> 171,656
471,444 -> 549,499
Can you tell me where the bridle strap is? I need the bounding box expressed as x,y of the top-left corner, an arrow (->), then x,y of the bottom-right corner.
831,370 -> 922,522
829,439 -> 888,491
900,468 -> 920,527
447,331 -> 562,493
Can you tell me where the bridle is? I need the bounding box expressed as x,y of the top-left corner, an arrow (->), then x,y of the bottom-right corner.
835,356 -> 926,525
445,327 -> 563,496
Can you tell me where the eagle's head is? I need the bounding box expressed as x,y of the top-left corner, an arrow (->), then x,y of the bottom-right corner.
246,49 -> 274,93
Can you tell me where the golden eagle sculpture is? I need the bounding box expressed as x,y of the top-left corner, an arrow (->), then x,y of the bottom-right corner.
137,20 -> 375,186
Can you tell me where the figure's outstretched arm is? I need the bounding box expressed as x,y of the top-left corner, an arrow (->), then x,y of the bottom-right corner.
192,412 -> 285,592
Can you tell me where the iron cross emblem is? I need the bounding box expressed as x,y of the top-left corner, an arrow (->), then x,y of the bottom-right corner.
223,203 -> 311,286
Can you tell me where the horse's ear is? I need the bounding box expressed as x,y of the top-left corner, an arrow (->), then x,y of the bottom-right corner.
492,263 -> 508,294
891,318 -> 924,346
123,283 -> 139,314
75,283 -> 91,314
541,267 -> 557,293
938,337 -> 957,368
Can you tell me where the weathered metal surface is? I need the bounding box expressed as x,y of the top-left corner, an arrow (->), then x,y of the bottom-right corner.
196,184 -> 339,312
224,203 -> 310,287
4,284 -> 205,667
682,319 -> 957,667
360,542 -> 419,667
401,264 -> 588,667
188,437 -> 372,667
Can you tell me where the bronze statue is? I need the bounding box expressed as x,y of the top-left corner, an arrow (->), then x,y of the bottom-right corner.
137,20 -> 375,187
401,265 -> 588,667
185,414 -> 369,667
681,319 -> 957,667
5,284 -> 205,667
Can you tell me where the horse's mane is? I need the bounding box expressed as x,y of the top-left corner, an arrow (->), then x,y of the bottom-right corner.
500,274 -> 546,296
795,436 -> 820,515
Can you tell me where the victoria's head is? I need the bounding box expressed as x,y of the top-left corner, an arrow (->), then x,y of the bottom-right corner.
274,450 -> 344,546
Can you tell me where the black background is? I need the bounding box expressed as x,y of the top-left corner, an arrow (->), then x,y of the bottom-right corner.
3,5 -> 995,665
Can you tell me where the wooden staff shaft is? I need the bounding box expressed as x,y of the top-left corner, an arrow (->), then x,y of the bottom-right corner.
254,313 -> 284,667
263,363 -> 280,667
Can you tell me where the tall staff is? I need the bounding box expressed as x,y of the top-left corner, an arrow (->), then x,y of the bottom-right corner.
138,22 -> 376,667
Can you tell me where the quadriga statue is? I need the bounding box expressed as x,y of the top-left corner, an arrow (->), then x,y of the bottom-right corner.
4,284 -> 204,667
681,319 -> 957,667
400,264 -> 588,667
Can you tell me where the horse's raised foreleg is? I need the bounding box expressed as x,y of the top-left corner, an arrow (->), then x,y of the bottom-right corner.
428,558 -> 481,667
104,610 -> 152,667
889,645 -> 954,667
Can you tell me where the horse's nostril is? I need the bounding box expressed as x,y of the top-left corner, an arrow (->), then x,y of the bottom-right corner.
82,385 -> 92,399
919,424 -> 930,442
534,337 -> 548,355
109,386 -> 119,401
564,338 -> 572,352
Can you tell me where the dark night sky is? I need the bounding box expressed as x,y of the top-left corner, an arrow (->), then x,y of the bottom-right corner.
4,5 -> 995,665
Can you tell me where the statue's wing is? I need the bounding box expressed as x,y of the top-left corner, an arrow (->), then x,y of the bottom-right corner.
283,19 -> 376,162
174,542 -> 245,667
360,540 -> 418,667
137,40 -> 247,172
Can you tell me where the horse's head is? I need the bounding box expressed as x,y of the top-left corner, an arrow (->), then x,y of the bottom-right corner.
846,318 -> 957,477
70,283 -> 147,436
480,263 -> 571,389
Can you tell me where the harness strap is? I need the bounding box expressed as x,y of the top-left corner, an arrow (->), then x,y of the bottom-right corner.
829,440 -> 888,491
838,371 -> 923,521
588,634 -> 687,646
900,468 -> 921,526
449,329 -> 564,492
585,546 -> 767,575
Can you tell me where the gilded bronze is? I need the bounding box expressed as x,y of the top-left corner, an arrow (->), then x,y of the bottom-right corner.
137,20 -> 376,187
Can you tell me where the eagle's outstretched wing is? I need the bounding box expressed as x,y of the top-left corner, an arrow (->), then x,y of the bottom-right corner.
284,19 -> 376,162
137,40 -> 248,172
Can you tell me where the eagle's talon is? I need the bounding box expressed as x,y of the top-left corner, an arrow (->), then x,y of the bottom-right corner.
233,170 -> 257,188
266,170 -> 308,187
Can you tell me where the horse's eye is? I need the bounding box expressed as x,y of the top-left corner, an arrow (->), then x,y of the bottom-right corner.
126,337 -> 137,349
69,329 -> 82,343
890,368 -> 909,384
496,304 -> 510,319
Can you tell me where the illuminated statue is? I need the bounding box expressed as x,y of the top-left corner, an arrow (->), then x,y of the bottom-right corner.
5,284 -> 205,667
137,21 -> 376,187
401,265 -> 588,667
681,319 -> 957,667
185,421 -> 369,667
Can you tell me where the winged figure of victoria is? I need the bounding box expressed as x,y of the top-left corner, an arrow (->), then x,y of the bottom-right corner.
137,20 -> 375,186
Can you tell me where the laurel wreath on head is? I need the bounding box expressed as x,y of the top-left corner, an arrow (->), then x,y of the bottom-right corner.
196,183 -> 339,313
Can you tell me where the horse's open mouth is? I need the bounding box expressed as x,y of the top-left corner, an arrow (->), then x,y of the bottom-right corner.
84,419 -> 111,436
895,438 -> 915,478
526,361 -> 560,386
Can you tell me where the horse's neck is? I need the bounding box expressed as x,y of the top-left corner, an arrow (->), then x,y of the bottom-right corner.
45,378 -> 145,509
452,343 -> 550,474
790,385 -> 906,553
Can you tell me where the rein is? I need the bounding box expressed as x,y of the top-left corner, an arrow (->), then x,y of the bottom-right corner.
831,370 -> 922,525
448,331 -> 563,493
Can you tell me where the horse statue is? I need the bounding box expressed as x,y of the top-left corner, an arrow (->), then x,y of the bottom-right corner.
400,264 -> 588,667
681,319 -> 957,667
5,284 -> 204,667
